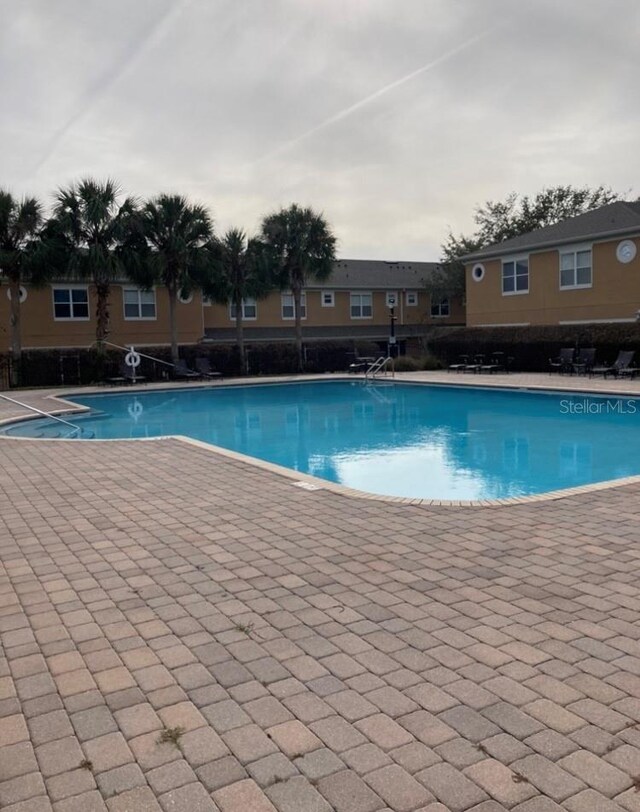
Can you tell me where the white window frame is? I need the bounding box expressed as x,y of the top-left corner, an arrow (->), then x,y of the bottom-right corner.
123,287 -> 157,320
321,291 -> 335,307
229,298 -> 257,320
406,291 -> 418,306
52,285 -> 90,321
430,297 -> 450,318
559,245 -> 592,290
350,292 -> 373,319
281,292 -> 306,320
502,256 -> 529,296
385,291 -> 398,308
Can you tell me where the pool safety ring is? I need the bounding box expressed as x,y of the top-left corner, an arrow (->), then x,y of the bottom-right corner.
125,349 -> 141,369
128,399 -> 144,420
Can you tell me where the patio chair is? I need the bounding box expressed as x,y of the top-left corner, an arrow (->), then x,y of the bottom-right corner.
572,348 -> 596,376
463,354 -> 485,373
448,354 -> 469,373
195,357 -> 223,380
480,352 -> 506,374
348,355 -> 375,373
173,359 -> 201,380
549,348 -> 575,374
591,350 -> 636,378
106,361 -> 146,385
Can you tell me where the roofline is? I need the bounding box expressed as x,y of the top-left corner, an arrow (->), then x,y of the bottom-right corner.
461,224 -> 640,263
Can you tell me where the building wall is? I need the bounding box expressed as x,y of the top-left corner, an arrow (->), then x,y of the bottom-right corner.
0,284 -> 204,351
203,289 -> 465,331
466,236 -> 640,326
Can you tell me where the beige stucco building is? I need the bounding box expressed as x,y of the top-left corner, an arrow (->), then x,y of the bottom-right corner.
462,201 -> 640,327
0,259 -> 465,352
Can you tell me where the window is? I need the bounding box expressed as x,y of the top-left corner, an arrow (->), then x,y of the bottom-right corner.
53,287 -> 89,320
281,293 -> 306,320
559,248 -> 592,289
386,291 -> 398,308
502,257 -> 529,295
350,292 -> 372,319
406,291 -> 418,306
123,288 -> 156,319
321,291 -> 335,307
430,297 -> 450,318
229,298 -> 257,320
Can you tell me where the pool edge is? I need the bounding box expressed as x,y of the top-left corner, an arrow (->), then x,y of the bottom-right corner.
3,375 -> 640,509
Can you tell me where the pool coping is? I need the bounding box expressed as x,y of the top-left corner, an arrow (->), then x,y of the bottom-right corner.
2,372 -> 640,508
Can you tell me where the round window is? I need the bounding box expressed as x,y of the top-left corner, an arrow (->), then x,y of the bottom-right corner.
472,263 -> 485,282
178,291 -> 193,304
6,285 -> 27,303
616,240 -> 637,264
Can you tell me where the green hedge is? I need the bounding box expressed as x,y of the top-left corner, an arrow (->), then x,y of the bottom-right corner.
428,323 -> 640,372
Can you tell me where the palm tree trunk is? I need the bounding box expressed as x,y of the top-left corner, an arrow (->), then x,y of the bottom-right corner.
235,295 -> 246,374
8,278 -> 22,386
95,282 -> 110,354
293,284 -> 303,371
168,284 -> 179,365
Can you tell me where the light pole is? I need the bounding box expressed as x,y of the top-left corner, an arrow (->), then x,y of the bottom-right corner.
387,294 -> 397,358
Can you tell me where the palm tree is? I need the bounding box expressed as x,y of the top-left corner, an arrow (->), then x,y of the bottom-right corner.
259,204 -> 336,370
207,228 -> 271,374
138,194 -> 213,365
53,178 -> 140,351
0,190 -> 47,383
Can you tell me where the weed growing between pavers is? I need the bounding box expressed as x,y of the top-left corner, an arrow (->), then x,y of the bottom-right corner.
157,726 -> 185,748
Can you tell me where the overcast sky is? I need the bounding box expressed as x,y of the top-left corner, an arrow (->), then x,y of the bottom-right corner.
1,0 -> 639,260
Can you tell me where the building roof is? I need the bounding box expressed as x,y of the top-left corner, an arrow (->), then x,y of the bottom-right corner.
462,201 -> 640,262
316,259 -> 441,289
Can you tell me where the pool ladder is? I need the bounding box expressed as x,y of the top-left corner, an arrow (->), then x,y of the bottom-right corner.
365,356 -> 394,380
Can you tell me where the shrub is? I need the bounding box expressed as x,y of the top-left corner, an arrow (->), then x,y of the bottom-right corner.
428,323 -> 640,372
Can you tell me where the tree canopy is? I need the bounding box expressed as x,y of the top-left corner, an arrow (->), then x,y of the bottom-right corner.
426,185 -> 620,300
259,204 -> 336,369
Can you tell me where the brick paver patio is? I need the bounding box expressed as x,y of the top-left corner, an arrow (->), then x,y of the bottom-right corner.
2,375 -> 640,811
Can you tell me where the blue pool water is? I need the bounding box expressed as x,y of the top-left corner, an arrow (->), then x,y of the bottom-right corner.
3,381 -> 640,500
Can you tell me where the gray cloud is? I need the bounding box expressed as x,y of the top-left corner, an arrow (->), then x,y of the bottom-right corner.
1,0 -> 638,259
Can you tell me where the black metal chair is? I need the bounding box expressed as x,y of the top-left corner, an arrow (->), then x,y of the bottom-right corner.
591,350 -> 636,378
195,357 -> 223,380
572,348 -> 596,376
549,348 -> 575,374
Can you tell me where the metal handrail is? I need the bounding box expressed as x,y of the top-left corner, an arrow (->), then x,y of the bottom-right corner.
365,356 -> 393,380
98,341 -> 176,368
0,394 -> 82,435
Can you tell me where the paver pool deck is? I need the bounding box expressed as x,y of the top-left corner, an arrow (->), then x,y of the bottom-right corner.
2,372 -> 640,811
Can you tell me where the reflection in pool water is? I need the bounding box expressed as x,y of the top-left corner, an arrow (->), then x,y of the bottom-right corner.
3,381 -> 640,500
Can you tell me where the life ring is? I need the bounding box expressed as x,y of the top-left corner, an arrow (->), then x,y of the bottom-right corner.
128,399 -> 143,419
124,349 -> 141,369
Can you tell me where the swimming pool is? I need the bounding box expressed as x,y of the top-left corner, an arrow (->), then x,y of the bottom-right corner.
2,380 -> 640,501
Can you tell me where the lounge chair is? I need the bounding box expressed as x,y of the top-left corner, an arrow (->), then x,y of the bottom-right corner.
195,357 -> 223,380
572,348 -> 596,376
173,359 -> 201,380
463,354 -> 485,373
348,356 -> 375,373
480,352 -> 506,374
549,348 -> 574,374
590,350 -> 636,378
106,361 -> 146,385
448,355 -> 469,373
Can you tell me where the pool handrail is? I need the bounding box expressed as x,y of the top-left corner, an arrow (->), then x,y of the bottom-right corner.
0,393 -> 82,436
